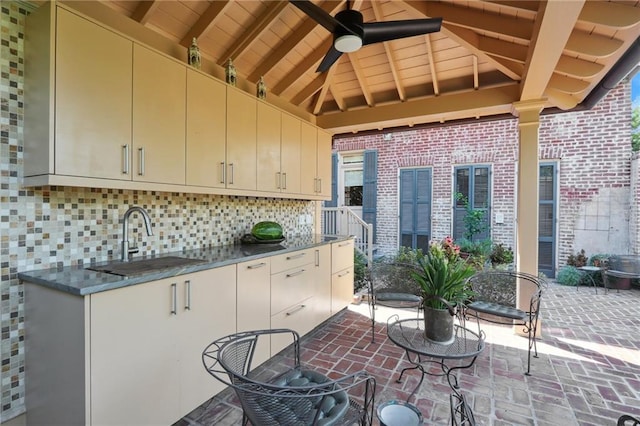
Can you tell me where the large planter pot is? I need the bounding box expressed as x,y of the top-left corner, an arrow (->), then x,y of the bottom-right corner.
423,305 -> 454,345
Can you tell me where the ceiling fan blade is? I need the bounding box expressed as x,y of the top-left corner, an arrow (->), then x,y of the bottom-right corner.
289,0 -> 352,34
362,18 -> 442,45
316,44 -> 343,73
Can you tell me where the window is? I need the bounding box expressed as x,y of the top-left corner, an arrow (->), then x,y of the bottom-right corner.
453,165 -> 491,241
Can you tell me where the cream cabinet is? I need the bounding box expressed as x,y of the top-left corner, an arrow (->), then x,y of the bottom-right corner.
24,266 -> 236,426
313,244 -> 333,323
226,88 -> 257,190
300,123 -> 332,197
256,102 -> 283,192
237,258 -> 271,366
279,113 -> 302,194
331,239 -> 355,314
132,44 -> 186,185
25,5 -> 133,180
186,69 -> 227,188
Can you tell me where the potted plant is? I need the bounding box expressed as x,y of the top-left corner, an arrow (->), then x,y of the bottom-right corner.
412,237 -> 476,344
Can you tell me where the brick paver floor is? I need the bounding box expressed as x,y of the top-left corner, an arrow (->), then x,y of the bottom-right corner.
180,282 -> 640,425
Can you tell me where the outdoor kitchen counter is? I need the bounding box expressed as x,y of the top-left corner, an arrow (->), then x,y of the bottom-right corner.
18,234 -> 351,296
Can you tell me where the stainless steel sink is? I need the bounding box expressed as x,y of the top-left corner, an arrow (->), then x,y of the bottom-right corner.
87,256 -> 207,277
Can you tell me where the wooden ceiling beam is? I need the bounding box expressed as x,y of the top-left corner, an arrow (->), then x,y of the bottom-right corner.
424,33 -> 439,96
248,1 -> 343,83
486,1 -> 538,13
565,32 -> 623,58
579,2 -> 640,29
317,84 -> 520,134
217,2 -> 288,67
545,87 -> 578,111
556,57 -> 603,79
313,65 -> 338,115
272,38 -> 332,96
291,74 -> 325,106
179,1 -> 229,47
330,84 -> 347,111
348,53 -> 374,107
547,74 -> 590,95
371,1 -> 405,101
473,56 -> 479,90
520,0 -> 584,101
131,1 -> 158,26
405,1 -> 533,42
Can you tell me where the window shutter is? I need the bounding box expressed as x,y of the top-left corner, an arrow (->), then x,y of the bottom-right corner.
325,153 -> 338,208
362,150 -> 377,241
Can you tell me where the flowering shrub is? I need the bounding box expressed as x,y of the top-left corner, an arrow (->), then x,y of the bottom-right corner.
439,236 -> 461,262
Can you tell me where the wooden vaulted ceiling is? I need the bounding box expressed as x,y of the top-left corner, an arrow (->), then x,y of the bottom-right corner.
96,0 -> 640,134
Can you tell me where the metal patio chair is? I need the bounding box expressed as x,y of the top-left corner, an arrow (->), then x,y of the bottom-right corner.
618,414 -> 640,426
202,328 -> 376,425
366,261 -> 423,343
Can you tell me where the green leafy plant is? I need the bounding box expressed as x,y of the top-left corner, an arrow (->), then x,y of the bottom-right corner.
391,246 -> 424,265
567,249 -> 588,267
556,265 -> 581,286
412,238 -> 476,310
353,250 -> 368,293
490,243 -> 514,266
632,105 -> 640,152
455,193 -> 487,241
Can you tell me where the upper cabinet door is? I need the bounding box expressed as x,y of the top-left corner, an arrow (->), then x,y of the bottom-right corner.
226,89 -> 257,190
300,121 -> 318,196
256,102 -> 282,192
316,130 -> 332,198
55,9 -> 132,180
133,44 -> 186,185
280,113 -> 301,194
186,70 -> 226,188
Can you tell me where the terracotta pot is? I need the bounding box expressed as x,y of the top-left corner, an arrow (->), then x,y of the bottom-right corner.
423,306 -> 454,345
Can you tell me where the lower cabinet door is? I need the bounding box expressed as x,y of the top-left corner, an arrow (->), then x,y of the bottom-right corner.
332,266 -> 354,314
89,278 -> 180,425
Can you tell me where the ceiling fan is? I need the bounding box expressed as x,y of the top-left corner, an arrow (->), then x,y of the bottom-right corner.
290,0 -> 443,72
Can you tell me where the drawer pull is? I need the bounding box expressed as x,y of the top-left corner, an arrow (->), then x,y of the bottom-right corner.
286,269 -> 305,278
138,147 -> 145,176
286,304 -> 306,316
220,162 -> 226,184
338,242 -> 351,247
122,144 -> 129,174
171,283 -> 177,315
286,253 -> 306,260
338,270 -> 350,278
185,280 -> 191,311
247,262 -> 267,269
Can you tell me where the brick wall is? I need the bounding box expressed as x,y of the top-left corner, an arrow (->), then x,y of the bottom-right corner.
333,82 -> 633,269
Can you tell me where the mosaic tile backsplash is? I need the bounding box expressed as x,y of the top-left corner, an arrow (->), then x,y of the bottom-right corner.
0,3 -> 315,420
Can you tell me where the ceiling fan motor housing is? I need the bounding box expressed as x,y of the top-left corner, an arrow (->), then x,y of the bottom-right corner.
334,9 -> 363,52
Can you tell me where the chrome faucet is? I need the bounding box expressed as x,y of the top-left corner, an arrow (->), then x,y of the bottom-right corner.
121,206 -> 153,261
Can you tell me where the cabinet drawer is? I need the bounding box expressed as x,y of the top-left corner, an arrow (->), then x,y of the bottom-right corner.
271,248 -> 315,274
332,239 -> 354,272
271,296 -> 315,354
271,266 -> 314,315
331,266 -> 354,314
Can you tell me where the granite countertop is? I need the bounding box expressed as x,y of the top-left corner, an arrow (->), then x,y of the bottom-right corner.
18,234 -> 352,296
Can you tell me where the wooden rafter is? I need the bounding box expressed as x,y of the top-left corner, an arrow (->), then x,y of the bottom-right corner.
272,38 -> 332,95
248,1 -> 343,82
329,84 -> 347,112
179,1 -> 229,47
348,53 -> 374,107
473,56 -> 479,90
291,74 -> 326,106
424,34 -> 439,96
217,2 -> 288,67
370,1 -> 405,101
313,65 -> 338,115
131,1 -> 158,25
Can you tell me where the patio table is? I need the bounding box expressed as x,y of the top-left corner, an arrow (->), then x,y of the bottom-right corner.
577,266 -> 602,294
386,315 -> 485,424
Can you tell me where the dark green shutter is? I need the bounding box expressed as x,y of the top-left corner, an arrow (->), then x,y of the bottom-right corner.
325,153 -> 338,208
362,150 -> 377,241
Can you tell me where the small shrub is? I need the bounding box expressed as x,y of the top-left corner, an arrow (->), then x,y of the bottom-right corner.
567,249 -> 587,267
556,265 -> 581,286
391,246 -> 424,265
353,250 -> 368,292
490,243 -> 514,266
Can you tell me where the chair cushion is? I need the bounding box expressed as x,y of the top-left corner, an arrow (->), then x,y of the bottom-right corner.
267,369 -> 350,426
376,292 -> 422,303
467,301 -> 527,320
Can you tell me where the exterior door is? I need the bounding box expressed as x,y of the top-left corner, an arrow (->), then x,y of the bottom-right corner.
539,163 -> 557,278
399,168 -> 432,252
453,166 -> 491,241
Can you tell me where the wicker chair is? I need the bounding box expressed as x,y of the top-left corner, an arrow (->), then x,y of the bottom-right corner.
366,262 -> 423,343
202,329 -> 376,426
462,270 -> 547,375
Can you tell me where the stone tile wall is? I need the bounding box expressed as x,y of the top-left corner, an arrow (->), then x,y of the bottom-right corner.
0,2 -> 315,420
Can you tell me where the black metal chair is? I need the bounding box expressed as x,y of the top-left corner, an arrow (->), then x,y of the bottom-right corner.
462,270 -> 547,375
618,414 -> 640,426
202,328 -> 376,426
366,262 -> 423,343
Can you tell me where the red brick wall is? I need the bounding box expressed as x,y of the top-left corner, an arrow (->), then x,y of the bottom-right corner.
332,81 -> 633,272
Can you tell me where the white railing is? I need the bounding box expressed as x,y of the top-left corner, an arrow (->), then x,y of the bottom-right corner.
321,207 -> 373,265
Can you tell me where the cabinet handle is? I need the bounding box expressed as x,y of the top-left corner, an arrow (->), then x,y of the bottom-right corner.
171,283 -> 177,315
138,147 -> 145,176
282,172 -> 287,189
285,304 -> 306,316
276,172 -> 281,189
286,269 -> 305,278
228,163 -> 234,184
122,144 -> 129,174
185,280 -> 191,311
286,253 -> 306,260
220,162 -> 226,184
338,270 -> 350,278
317,178 -> 322,193
338,241 -> 351,247
247,262 -> 267,269
315,250 -> 319,267
313,177 -> 318,193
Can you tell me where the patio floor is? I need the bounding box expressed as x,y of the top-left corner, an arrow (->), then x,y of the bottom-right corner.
179,282 -> 640,425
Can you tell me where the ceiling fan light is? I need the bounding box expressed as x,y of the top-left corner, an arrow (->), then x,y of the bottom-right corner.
335,34 -> 362,53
